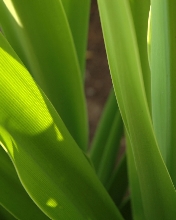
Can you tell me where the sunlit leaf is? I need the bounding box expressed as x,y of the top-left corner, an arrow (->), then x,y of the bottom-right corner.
0,0 -> 88,150
97,0 -> 176,219
0,32 -> 123,220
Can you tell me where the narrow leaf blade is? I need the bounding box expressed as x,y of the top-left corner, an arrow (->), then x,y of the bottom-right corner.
97,0 -> 176,219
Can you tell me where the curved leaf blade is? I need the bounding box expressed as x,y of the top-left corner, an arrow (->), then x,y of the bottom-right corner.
151,0 -> 176,185
97,0 -> 176,219
0,147 -> 49,219
0,0 -> 88,150
61,0 -> 91,76
0,32 -> 123,220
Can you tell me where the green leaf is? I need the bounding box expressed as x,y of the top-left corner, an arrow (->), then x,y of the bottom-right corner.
0,32 -> 123,220
126,133 -> 146,220
89,89 -> 118,170
97,0 -> 176,219
129,0 -> 151,109
107,155 -> 128,208
61,0 -> 91,76
119,197 -> 132,220
0,147 -> 48,219
0,0 -> 88,150
97,110 -> 123,187
0,205 -> 16,220
150,0 -> 176,185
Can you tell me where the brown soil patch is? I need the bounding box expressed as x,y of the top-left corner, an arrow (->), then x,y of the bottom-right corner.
85,0 -> 112,144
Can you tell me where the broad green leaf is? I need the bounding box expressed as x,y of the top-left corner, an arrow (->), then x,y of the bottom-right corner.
150,0 -> 176,185
0,32 -> 123,220
97,0 -> 176,219
0,0 -> 88,151
61,0 -> 91,76
0,147 -> 48,219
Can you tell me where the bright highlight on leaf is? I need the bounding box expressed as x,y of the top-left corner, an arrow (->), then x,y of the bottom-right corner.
0,0 -> 89,151
2,0 -> 23,27
46,198 -> 58,208
0,141 -> 8,153
0,49 -> 53,136
0,31 -> 122,219
54,125 -> 64,142
97,0 -> 176,219
1,0 -> 176,219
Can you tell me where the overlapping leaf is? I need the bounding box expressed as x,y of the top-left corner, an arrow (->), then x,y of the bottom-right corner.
97,0 -> 176,219
150,0 -> 176,186
0,147 -> 48,219
0,0 -> 88,150
61,0 -> 91,76
0,32 -> 123,219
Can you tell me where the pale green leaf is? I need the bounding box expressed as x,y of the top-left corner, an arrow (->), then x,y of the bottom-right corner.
150,0 -> 176,185
97,0 -> 176,219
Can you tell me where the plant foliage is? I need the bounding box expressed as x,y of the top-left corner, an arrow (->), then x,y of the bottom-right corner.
0,0 -> 176,219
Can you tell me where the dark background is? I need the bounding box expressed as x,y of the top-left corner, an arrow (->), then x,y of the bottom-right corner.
86,0 -> 112,144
